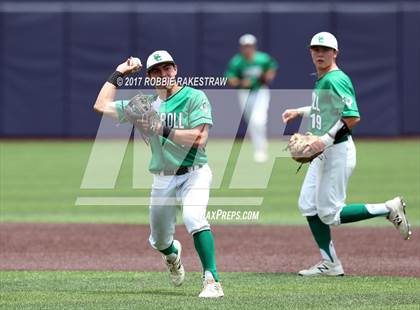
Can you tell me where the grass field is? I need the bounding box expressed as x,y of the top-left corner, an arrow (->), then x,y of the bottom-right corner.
1,271 -> 419,309
1,139 -> 419,309
0,139 -> 419,225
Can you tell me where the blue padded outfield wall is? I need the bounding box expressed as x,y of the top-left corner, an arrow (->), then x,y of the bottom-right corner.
0,1 -> 419,137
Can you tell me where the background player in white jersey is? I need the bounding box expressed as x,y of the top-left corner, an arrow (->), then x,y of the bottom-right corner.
226,34 -> 278,162
282,32 -> 411,276
93,51 -> 223,297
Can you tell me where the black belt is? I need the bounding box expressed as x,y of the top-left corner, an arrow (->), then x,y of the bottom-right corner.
158,165 -> 203,176
334,134 -> 350,144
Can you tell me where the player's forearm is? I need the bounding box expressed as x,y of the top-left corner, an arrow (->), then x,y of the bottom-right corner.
166,125 -> 209,148
261,69 -> 276,84
227,78 -> 240,88
296,106 -> 311,117
94,58 -> 141,115
319,117 -> 360,146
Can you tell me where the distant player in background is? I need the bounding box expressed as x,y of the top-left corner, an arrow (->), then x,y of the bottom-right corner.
282,32 -> 411,276
226,34 -> 278,163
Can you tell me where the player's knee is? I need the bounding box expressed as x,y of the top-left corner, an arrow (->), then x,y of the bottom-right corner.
298,195 -> 305,210
183,214 -> 210,235
317,209 -> 339,226
148,234 -> 172,251
298,195 -> 313,215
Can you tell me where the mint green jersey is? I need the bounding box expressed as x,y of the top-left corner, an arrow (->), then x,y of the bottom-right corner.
225,51 -> 278,90
115,86 -> 213,173
309,70 -> 360,139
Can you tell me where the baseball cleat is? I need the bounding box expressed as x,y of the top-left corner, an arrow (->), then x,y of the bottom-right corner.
298,260 -> 344,277
162,240 -> 185,286
385,197 -> 412,240
198,271 -> 224,298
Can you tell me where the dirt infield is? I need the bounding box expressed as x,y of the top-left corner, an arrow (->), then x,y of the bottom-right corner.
0,223 -> 418,276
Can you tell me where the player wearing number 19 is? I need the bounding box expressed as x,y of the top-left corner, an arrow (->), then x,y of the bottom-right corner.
282,32 -> 412,276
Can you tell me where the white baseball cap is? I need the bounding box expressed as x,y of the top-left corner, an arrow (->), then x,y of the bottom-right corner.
239,34 -> 257,46
309,32 -> 338,50
146,50 -> 175,71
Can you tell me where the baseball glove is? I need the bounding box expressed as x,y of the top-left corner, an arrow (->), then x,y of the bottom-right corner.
124,93 -> 161,145
286,133 -> 322,164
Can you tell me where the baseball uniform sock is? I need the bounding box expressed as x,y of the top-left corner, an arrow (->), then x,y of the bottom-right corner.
320,241 -> 338,264
160,241 -> 178,256
365,203 -> 390,215
340,204 -> 388,224
307,215 -> 338,263
193,229 -> 220,282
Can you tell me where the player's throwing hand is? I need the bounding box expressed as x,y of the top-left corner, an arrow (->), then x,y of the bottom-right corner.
116,56 -> 143,75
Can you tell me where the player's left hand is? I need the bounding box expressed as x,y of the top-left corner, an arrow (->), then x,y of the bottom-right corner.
303,137 -> 326,155
260,70 -> 276,85
135,115 -> 162,136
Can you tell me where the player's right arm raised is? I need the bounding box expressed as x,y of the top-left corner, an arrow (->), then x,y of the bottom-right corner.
94,57 -> 142,119
93,82 -> 119,118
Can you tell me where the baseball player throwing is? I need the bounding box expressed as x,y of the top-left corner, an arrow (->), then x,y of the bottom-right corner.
226,34 -> 278,162
282,32 -> 412,276
93,51 -> 224,297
